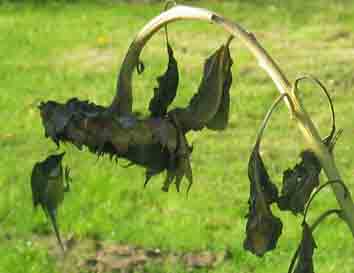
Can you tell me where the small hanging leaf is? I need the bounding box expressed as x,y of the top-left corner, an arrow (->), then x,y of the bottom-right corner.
148,34 -> 179,117
205,47 -> 233,130
292,222 -> 317,273
31,152 -> 71,252
144,114 -> 193,194
278,150 -> 321,214
278,76 -> 342,214
244,94 -> 286,257
243,199 -> 283,257
173,124 -> 193,194
189,43 -> 233,127
288,179 -> 347,273
170,39 -> 233,132
248,146 -> 279,205
162,115 -> 193,193
244,145 -> 282,257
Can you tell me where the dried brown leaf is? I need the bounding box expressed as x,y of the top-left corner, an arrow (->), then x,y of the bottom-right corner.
149,43 -> 179,117
293,223 -> 317,273
244,145 -> 282,257
278,150 -> 321,214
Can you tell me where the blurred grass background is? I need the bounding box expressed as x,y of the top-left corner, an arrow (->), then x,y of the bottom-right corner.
0,0 -> 353,272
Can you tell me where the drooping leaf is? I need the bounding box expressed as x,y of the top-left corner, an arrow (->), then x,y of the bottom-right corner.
248,146 -> 279,205
170,41 -> 233,132
278,150 -> 321,214
292,222 -> 317,273
279,77 -> 342,213
31,152 -> 71,251
244,145 -> 282,257
277,95 -> 341,215
189,43 -> 233,128
148,43 -> 179,117
144,113 -> 193,194
243,199 -> 283,257
205,57 -> 232,131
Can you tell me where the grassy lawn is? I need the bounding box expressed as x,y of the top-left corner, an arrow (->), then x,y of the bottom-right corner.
1,0 -> 354,272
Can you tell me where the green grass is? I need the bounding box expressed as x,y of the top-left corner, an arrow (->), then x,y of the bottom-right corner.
1,0 -> 354,272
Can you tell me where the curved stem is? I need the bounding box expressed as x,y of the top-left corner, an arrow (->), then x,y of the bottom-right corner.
293,75 -> 336,143
110,4 -> 354,236
288,209 -> 342,273
303,180 -> 348,223
255,93 -> 291,148
163,1 -> 177,46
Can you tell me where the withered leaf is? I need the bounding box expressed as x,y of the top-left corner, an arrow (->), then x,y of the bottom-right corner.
170,41 -> 233,132
243,199 -> 283,257
144,114 -> 193,194
293,222 -> 317,273
244,144 -> 282,257
278,150 -> 321,214
162,115 -> 193,194
279,76 -> 342,213
205,49 -> 233,131
248,146 -> 278,205
149,43 -> 179,117
189,43 -> 232,128
31,152 -> 71,251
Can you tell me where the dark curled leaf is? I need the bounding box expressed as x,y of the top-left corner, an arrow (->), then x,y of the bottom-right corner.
143,113 -> 193,193
248,146 -> 278,205
189,44 -> 232,127
161,114 -> 193,194
277,78 -> 341,214
243,199 -> 283,257
148,43 -> 179,117
170,41 -> 233,132
292,223 -> 317,273
278,150 -> 321,214
205,47 -> 233,131
244,94 -> 286,257
31,152 -> 71,252
140,114 -> 192,194
244,144 -> 282,257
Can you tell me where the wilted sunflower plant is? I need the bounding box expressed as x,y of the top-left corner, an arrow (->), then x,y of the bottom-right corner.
31,2 -> 353,271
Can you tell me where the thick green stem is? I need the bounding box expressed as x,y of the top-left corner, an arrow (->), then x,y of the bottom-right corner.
110,5 -> 354,236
